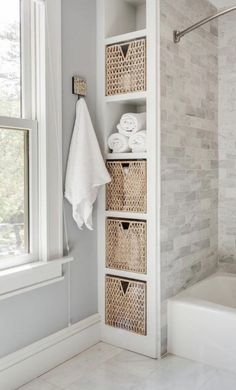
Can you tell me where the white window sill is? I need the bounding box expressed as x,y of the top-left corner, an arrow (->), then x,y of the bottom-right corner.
0,257 -> 73,301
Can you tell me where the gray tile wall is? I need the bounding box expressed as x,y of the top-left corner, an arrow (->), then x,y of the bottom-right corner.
218,14 -> 236,268
160,0 -> 218,353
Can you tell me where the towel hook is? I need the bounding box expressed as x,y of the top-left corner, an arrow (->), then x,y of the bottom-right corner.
72,76 -> 87,99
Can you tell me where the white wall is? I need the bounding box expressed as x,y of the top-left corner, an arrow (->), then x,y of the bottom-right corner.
0,0 -> 98,359
62,0 -> 98,323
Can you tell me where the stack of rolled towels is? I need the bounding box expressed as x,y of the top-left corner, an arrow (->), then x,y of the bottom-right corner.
108,112 -> 147,153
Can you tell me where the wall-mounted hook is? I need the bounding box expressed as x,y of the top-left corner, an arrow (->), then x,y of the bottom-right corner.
72,76 -> 87,99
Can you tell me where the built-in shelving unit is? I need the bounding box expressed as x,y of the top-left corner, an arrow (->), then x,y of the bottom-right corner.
96,0 -> 161,358
106,152 -> 147,160
105,92 -> 147,105
105,28 -> 147,45
104,268 -> 148,282
105,210 -> 147,220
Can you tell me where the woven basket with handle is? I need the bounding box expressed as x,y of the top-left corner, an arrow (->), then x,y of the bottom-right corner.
106,160 -> 147,213
106,38 -> 146,96
105,275 -> 146,335
106,218 -> 147,274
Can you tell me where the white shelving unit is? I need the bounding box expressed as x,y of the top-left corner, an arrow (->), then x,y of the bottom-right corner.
105,29 -> 147,46
105,92 -> 147,105
96,0 -> 161,358
105,210 -> 147,221
106,152 -> 147,160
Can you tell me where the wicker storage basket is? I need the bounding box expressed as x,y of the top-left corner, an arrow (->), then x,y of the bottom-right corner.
106,218 -> 147,274
106,160 -> 147,213
105,275 -> 146,335
106,38 -> 146,96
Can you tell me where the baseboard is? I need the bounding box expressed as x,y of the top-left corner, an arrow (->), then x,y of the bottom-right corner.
0,313 -> 101,390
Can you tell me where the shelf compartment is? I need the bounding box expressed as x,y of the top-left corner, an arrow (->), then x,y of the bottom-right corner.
105,29 -> 147,46
105,210 -> 147,220
106,160 -> 147,213
106,38 -> 146,96
106,218 -> 147,274
104,267 -> 147,282
105,0 -> 146,38
105,101 -> 146,154
105,275 -> 147,335
105,91 -> 146,105
107,152 -> 147,160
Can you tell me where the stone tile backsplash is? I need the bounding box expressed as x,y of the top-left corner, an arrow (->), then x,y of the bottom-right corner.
160,0 -> 218,353
218,13 -> 236,267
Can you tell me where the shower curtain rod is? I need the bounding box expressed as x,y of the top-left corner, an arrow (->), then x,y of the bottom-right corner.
174,6 -> 236,43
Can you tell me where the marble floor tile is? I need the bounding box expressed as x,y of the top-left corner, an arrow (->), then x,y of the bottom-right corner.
18,378 -> 61,390
130,355 -> 216,390
98,349 -> 159,379
66,365 -> 140,390
20,343 -> 236,390
200,370 -> 236,390
40,342 -> 122,388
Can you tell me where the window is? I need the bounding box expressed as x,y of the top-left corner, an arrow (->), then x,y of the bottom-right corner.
0,127 -> 29,256
0,0 -> 38,269
0,0 -> 63,278
0,0 -> 67,297
0,0 -> 21,117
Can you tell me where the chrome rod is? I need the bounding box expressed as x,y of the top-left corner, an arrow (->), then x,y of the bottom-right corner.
174,6 -> 236,43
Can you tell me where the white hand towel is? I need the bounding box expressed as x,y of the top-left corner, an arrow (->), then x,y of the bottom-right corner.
117,112 -> 146,137
128,130 -> 147,152
108,133 -> 131,153
65,98 -> 111,230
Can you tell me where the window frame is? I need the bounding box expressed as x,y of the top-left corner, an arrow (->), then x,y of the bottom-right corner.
0,0 -> 63,272
34,0 -> 63,262
21,0 -> 33,120
0,0 -> 38,269
0,0 -> 72,299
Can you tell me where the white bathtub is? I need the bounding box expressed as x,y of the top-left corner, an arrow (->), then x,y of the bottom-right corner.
168,272 -> 236,373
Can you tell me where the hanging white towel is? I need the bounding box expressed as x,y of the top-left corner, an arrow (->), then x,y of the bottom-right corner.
108,133 -> 131,153
65,98 -> 111,230
128,130 -> 147,152
117,112 -> 146,137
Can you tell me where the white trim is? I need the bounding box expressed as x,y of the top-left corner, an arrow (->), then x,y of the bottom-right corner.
44,0 -> 63,259
34,0 -> 63,261
28,116 -> 39,263
106,152 -> 147,160
0,256 -> 73,299
0,314 -> 101,390
105,91 -> 147,104
155,0 -> 162,359
105,29 -> 147,45
21,0 -> 33,119
105,268 -> 148,281
105,211 -> 147,220
101,325 -> 155,357
146,0 -> 160,360
34,0 -> 47,260
0,117 -> 36,131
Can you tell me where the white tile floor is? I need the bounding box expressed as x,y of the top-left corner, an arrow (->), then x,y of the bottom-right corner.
18,342 -> 236,390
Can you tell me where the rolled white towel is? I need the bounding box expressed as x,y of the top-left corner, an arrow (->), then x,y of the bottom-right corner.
128,130 -> 147,152
108,133 -> 131,153
117,112 -> 146,137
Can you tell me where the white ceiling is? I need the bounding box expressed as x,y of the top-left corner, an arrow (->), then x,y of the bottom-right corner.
209,0 -> 236,8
